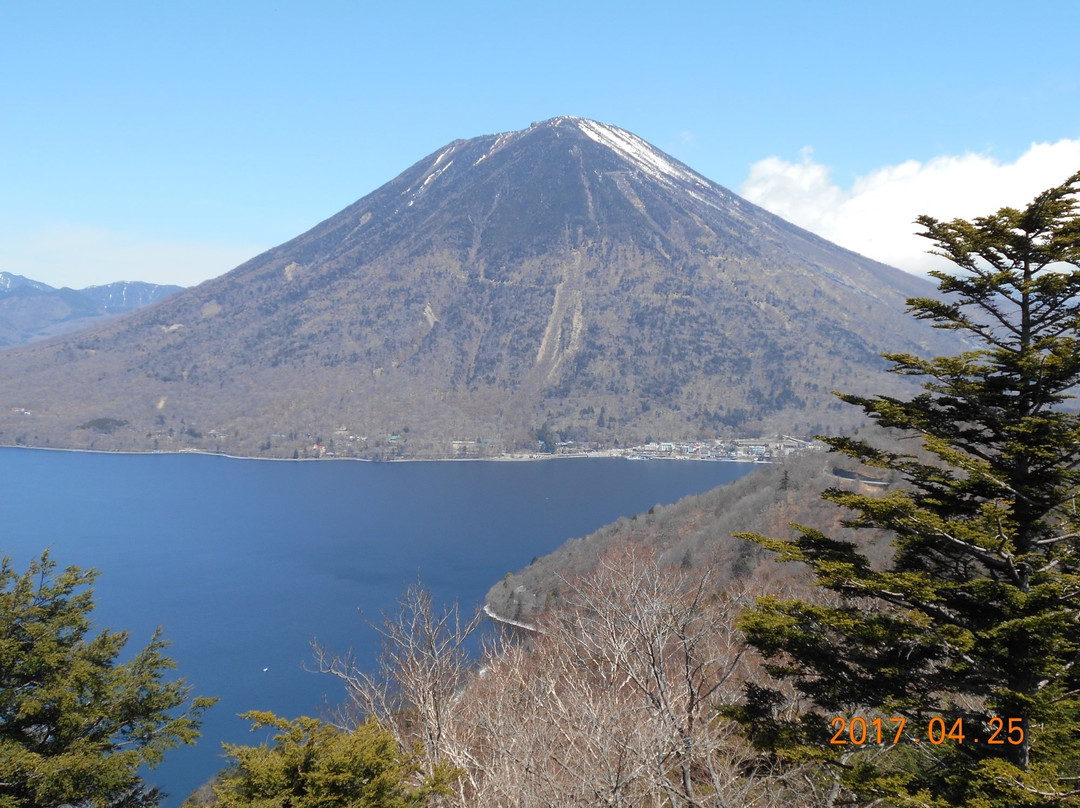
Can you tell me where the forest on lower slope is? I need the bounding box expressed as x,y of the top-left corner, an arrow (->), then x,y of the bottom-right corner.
484,444 -> 897,626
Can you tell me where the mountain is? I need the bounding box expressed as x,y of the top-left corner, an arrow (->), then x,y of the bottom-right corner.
0,117 -> 959,458
0,272 -> 182,346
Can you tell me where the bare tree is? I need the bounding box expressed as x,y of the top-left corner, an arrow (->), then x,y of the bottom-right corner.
452,552 -> 813,808
314,561 -> 815,808
548,551 -> 752,807
313,580 -> 482,784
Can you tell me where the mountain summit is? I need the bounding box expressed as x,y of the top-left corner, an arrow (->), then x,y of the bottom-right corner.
0,118 -> 955,458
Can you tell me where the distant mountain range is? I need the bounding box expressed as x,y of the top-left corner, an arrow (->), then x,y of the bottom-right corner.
0,272 -> 182,346
0,117 -> 961,458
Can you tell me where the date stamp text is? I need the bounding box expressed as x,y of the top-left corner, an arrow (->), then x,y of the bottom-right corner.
829,716 -> 1024,746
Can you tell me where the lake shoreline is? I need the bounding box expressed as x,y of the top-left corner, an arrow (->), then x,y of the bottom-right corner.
0,444 -> 767,464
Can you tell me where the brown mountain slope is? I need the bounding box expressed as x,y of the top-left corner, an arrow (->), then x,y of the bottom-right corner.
485,444 -> 898,624
0,118 -> 959,458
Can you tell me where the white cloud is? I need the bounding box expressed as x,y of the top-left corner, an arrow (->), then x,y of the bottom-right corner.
0,224 -> 264,289
739,140 -> 1080,275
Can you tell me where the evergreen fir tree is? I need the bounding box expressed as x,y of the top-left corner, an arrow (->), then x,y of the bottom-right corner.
0,552 -> 215,807
213,712 -> 454,807
732,172 -> 1080,806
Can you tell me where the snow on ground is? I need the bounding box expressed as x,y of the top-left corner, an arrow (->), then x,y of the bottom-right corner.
574,118 -> 701,187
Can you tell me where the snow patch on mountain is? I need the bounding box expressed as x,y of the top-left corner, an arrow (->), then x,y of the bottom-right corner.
432,146 -> 454,167
574,119 -> 700,187
0,272 -> 53,294
422,160 -> 453,189
403,158 -> 456,206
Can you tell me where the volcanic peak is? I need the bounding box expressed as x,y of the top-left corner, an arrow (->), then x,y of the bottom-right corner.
485,116 -> 709,187
0,117 -> 958,459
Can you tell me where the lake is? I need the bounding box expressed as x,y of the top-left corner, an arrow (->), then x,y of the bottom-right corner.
0,448 -> 755,804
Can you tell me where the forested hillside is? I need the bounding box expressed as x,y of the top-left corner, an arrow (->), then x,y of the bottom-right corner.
485,444 -> 897,625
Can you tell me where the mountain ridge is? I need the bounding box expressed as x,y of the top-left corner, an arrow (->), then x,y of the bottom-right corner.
0,272 -> 182,347
0,118 -> 959,458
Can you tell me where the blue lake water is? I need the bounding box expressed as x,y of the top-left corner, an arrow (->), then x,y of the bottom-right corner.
0,448 -> 755,803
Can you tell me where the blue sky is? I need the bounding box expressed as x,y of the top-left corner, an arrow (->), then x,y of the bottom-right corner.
3,1 -> 1078,288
